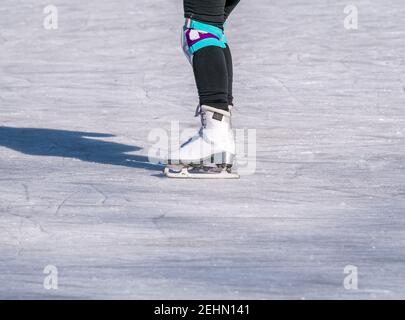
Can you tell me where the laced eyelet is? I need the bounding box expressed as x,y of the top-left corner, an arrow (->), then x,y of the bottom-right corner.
195,104 -> 207,129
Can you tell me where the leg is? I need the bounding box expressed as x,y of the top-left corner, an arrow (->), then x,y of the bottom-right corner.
183,0 -> 239,110
223,0 -> 239,106
193,46 -> 229,111
223,44 -> 234,106
164,2 -> 237,177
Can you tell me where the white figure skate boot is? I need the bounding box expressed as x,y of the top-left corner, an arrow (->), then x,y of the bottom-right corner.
164,105 -> 239,179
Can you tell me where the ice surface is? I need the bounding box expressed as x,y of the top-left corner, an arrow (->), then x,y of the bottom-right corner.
0,0 -> 404,299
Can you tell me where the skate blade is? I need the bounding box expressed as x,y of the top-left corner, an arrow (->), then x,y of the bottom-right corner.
164,166 -> 240,179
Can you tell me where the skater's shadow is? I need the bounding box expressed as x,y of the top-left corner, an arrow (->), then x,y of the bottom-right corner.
0,126 -> 163,171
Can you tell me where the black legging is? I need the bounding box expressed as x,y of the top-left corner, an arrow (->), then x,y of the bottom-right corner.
184,0 -> 240,110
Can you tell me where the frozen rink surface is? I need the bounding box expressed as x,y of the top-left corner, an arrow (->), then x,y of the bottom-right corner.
0,0 -> 405,299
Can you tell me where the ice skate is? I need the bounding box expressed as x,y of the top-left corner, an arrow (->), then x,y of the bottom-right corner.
163,105 -> 239,179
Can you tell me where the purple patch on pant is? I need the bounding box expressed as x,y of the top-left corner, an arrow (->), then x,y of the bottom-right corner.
185,29 -> 219,48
